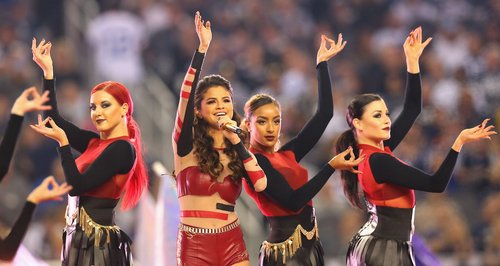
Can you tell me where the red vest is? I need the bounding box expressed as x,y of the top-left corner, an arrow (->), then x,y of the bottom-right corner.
75,137 -> 135,199
244,149 -> 311,217
357,144 -> 415,208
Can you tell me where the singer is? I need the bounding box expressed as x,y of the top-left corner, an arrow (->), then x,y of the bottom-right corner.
172,11 -> 267,266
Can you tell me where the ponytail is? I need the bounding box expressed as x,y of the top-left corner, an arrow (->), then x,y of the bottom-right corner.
121,116 -> 148,210
335,129 -> 363,209
336,93 -> 382,209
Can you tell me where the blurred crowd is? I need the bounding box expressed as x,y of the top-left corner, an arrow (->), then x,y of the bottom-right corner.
0,0 -> 499,264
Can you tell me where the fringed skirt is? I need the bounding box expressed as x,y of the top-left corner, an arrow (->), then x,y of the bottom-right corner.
259,207 -> 324,266
259,237 -> 324,266
62,207 -> 133,266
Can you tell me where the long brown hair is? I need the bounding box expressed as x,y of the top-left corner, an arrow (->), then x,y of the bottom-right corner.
335,93 -> 382,209
193,75 -> 245,181
91,81 -> 149,210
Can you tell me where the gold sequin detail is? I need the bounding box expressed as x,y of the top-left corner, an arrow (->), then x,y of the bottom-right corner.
261,219 -> 319,264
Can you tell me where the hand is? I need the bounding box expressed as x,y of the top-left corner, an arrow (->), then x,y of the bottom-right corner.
329,146 -> 365,174
404,26 -> 432,73
217,116 -> 240,144
27,176 -> 72,204
11,87 -> 52,116
452,118 -> 497,152
194,11 -> 212,53
316,33 -> 347,65
31,37 -> 54,79
30,114 -> 69,146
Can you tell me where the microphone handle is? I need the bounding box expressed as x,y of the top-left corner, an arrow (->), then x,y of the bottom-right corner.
224,124 -> 242,134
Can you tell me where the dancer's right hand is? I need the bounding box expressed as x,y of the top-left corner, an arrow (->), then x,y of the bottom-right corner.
30,114 -> 69,146
32,37 -> 54,79
195,11 -> 212,53
329,146 -> 365,174
27,176 -> 72,204
11,87 -> 51,116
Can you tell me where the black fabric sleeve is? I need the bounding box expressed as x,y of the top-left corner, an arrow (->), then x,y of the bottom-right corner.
255,154 -> 335,211
0,201 -> 36,261
57,140 -> 135,196
384,73 -> 422,150
280,62 -> 333,161
0,114 -> 23,181
43,78 -> 98,153
233,141 -> 252,161
176,51 -> 205,156
370,149 -> 459,192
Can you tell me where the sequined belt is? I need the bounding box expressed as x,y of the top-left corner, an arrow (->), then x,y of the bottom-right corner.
178,219 -> 240,234
261,218 -> 319,264
79,207 -> 121,246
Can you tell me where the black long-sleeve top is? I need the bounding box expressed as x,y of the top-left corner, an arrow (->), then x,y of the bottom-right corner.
357,73 -> 459,208
370,73 -> 458,191
0,114 -> 32,261
0,114 -> 23,181
0,202 -> 36,261
43,78 -> 135,196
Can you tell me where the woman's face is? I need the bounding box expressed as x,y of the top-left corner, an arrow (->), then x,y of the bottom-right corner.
247,103 -> 281,153
90,90 -> 127,134
355,100 -> 391,142
198,86 -> 234,127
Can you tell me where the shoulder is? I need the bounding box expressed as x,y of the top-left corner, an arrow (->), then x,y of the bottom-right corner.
369,152 -> 400,169
106,139 -> 136,157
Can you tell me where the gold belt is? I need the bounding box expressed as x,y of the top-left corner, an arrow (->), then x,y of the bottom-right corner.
261,219 -> 319,264
79,207 -> 121,246
178,219 -> 240,234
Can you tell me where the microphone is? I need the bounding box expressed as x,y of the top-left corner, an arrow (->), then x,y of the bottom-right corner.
222,124 -> 242,134
217,122 -> 242,135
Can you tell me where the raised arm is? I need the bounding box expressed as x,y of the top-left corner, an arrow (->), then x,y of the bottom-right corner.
374,119 -> 496,192
0,87 -> 52,181
0,202 -> 35,261
280,34 -> 346,161
173,11 -> 210,157
0,176 -> 70,261
32,38 -> 98,152
384,27 -> 431,150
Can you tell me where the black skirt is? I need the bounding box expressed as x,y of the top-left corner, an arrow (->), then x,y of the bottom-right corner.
62,196 -> 133,266
346,204 -> 415,266
62,224 -> 132,266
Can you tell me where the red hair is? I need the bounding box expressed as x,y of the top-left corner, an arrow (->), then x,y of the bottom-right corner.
91,81 -> 149,210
